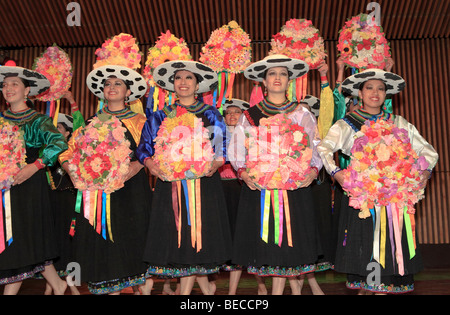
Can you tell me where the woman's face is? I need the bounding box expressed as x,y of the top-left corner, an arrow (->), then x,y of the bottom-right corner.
263,66 -> 290,95
358,79 -> 387,112
2,76 -> 30,105
57,123 -> 71,140
174,70 -> 199,98
224,106 -> 243,127
103,78 -> 130,102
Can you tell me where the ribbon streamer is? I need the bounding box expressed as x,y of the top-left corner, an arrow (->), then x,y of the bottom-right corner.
174,179 -> 203,252
404,207 -> 416,259
260,189 -> 293,247
81,190 -> 114,242
0,189 -> 5,253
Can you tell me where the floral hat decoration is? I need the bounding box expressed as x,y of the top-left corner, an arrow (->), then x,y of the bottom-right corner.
337,13 -> 391,70
199,20 -> 252,111
86,33 -> 148,103
32,44 -> 73,102
269,19 -> 326,103
270,19 -> 327,70
143,30 -> 193,112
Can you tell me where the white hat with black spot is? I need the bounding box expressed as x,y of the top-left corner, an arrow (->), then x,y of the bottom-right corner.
153,60 -> 218,94
86,65 -> 148,102
244,54 -> 309,82
341,68 -> 406,97
222,99 -> 250,112
300,95 -> 320,118
0,66 -> 50,97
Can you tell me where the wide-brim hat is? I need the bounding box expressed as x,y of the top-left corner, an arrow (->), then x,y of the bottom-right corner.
153,60 -> 218,94
341,68 -> 406,97
244,54 -> 309,82
299,95 -> 320,118
86,65 -> 148,102
222,99 -> 250,112
57,113 -> 74,131
0,66 -> 50,97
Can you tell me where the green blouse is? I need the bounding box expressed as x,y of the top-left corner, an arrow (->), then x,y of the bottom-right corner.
1,108 -> 68,167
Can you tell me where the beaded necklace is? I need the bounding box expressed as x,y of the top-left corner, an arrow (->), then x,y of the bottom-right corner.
163,100 -> 209,117
1,108 -> 38,126
101,106 -> 137,120
256,97 -> 300,117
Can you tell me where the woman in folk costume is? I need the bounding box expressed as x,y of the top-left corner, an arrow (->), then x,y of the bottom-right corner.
0,65 -> 68,295
228,55 -> 324,295
136,60 -> 232,295
59,61 -> 152,295
317,69 -> 438,294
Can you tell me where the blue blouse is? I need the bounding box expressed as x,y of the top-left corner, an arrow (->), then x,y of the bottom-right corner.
136,102 -> 227,164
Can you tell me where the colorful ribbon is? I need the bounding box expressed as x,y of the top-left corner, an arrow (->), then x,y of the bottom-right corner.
260,189 -> 293,247
172,179 -> 203,252
0,189 -> 13,253
82,190 -> 113,242
370,203 -> 417,275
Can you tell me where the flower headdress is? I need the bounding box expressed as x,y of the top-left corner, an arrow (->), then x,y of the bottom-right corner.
337,13 -> 391,70
269,19 -> 326,70
33,44 -> 73,102
267,19 -> 326,103
94,33 -> 142,70
200,21 -> 252,111
143,31 -> 192,112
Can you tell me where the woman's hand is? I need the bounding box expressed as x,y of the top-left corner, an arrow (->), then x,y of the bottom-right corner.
125,161 -> 144,182
13,164 -> 39,186
418,170 -> 431,190
240,170 -> 259,191
144,158 -> 167,181
205,159 -> 225,177
300,169 -> 318,188
333,171 -> 346,188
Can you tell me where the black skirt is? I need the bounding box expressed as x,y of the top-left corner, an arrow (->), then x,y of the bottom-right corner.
334,195 -> 423,293
72,169 -> 152,286
232,184 -> 322,276
311,171 -> 335,267
0,170 -> 58,283
143,172 -> 232,276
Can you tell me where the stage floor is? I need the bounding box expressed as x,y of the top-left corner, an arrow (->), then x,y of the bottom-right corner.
14,268 -> 450,295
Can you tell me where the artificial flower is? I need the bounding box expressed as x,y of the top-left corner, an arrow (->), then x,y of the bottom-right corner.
342,119 -> 429,219
33,44 -> 73,101
0,118 -> 27,190
269,19 -> 326,69
245,113 -> 313,190
67,114 -> 132,194
337,14 -> 391,70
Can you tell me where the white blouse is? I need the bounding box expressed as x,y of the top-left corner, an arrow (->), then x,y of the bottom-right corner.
228,106 -> 323,174
317,115 -> 439,176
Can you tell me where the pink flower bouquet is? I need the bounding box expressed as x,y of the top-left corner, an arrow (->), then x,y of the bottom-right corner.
269,19 -> 327,69
67,114 -> 132,194
245,114 -> 313,190
200,20 -> 252,73
342,119 -> 429,219
0,118 -> 27,190
337,14 -> 391,70
153,107 -> 215,181
33,44 -> 73,101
